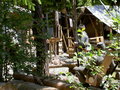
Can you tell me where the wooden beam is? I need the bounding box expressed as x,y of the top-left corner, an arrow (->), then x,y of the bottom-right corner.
89,16 -> 98,37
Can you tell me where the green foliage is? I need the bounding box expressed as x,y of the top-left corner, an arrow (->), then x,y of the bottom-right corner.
101,75 -> 119,90
92,0 -> 118,5
105,5 -> 120,61
73,50 -> 104,76
40,0 -> 67,12
59,72 -> 85,89
111,9 -> 120,30
6,8 -> 32,30
1,0 -> 42,10
77,0 -> 93,6
0,1 -> 39,81
77,28 -> 85,33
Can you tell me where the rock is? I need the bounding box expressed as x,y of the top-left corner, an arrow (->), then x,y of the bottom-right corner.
73,66 -> 86,74
97,42 -> 106,49
0,80 -> 58,90
49,67 -> 69,75
0,82 -> 17,90
16,82 -> 58,90
0,82 -> 5,86
88,86 -> 103,90
51,56 -> 61,65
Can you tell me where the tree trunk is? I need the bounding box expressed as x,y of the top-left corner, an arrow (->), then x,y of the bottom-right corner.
32,1 -> 48,76
0,64 -> 3,81
72,0 -> 77,42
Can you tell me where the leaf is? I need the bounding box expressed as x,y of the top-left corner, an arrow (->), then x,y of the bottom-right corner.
32,6 -> 35,11
14,0 -> 17,5
37,0 -> 42,4
28,2 -> 32,10
24,0 -> 28,5
82,28 -> 85,31
77,29 -> 82,33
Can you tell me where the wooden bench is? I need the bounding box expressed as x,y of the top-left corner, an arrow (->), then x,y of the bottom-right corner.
90,36 -> 104,44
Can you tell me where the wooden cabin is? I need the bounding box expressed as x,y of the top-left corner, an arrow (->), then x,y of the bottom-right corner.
79,5 -> 120,43
47,5 -> 120,57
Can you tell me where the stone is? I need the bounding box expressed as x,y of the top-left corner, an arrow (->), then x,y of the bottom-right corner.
97,42 -> 106,49
0,80 -> 58,90
17,82 -> 58,90
73,66 -> 86,74
0,82 -> 17,90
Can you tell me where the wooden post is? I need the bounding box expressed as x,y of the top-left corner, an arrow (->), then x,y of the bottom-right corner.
100,22 -> 104,36
72,0 -> 77,41
58,25 -> 63,55
61,30 -> 68,51
109,27 -> 113,40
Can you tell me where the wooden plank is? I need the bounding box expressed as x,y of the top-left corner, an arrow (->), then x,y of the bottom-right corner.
100,55 -> 113,76
47,38 -> 60,43
61,30 -> 68,50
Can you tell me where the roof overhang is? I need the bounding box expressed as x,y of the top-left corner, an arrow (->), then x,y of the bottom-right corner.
85,5 -> 120,33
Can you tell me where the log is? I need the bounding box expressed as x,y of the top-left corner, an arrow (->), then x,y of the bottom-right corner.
13,74 -> 74,90
13,74 -> 43,85
49,63 -> 77,68
86,55 -> 114,87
